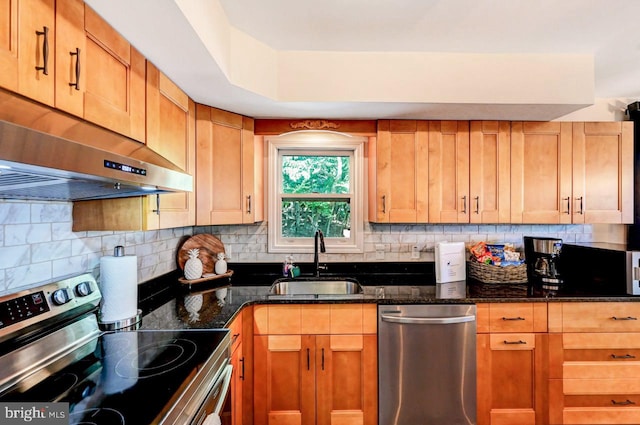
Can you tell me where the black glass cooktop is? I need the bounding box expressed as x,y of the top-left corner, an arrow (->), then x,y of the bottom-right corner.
0,329 -> 229,425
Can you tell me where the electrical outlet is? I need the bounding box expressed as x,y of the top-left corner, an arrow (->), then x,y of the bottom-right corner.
411,245 -> 420,259
375,244 -> 385,260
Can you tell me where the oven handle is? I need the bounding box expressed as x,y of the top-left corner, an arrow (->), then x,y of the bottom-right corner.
192,364 -> 233,425
212,364 -> 233,415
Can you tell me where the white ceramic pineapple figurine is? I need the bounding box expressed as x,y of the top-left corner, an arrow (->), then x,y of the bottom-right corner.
184,248 -> 203,280
214,252 -> 227,274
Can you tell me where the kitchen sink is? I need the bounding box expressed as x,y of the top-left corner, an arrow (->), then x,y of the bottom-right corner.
268,277 -> 363,298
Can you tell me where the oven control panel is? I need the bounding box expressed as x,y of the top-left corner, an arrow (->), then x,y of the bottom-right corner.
0,291 -> 50,329
0,274 -> 101,337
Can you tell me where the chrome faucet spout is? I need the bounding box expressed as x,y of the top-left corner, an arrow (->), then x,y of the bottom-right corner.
314,229 -> 326,277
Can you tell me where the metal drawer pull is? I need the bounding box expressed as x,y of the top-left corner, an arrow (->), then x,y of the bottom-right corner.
612,316 -> 638,321
239,357 -> 245,380
502,316 -> 525,321
321,348 -> 325,370
503,340 -> 527,345
611,354 -> 636,359
231,333 -> 240,343
612,399 -> 636,406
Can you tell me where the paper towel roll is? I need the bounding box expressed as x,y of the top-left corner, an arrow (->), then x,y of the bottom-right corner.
99,254 -> 138,322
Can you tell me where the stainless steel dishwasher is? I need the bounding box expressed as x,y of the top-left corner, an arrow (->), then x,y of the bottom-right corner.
378,304 -> 477,425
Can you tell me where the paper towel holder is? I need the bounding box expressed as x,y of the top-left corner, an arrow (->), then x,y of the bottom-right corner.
98,245 -> 142,331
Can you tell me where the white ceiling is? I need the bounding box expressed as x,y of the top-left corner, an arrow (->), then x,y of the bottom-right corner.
85,0 -> 640,120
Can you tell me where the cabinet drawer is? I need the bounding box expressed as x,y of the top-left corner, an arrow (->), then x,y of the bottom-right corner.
565,394 -> 640,408
558,303 -> 640,333
562,407 -> 640,424
486,303 -> 547,333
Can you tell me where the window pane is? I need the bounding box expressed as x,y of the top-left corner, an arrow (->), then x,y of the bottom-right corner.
282,200 -> 351,238
282,155 -> 350,194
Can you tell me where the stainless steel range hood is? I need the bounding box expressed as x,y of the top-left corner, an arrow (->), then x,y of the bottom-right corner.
0,91 -> 192,202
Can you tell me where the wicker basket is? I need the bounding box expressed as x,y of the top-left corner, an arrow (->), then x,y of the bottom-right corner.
467,261 -> 527,284
467,260 -> 528,297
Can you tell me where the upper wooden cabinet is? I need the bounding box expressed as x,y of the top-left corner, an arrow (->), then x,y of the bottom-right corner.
83,5 -> 145,141
571,122 -> 633,224
428,120 -> 470,223
369,120 -> 428,223
144,61 -> 196,229
470,121 -> 512,223
13,0 -> 55,106
512,121 -> 633,224
196,105 -> 263,225
0,0 -> 18,92
71,64 -> 195,231
54,0 -> 85,117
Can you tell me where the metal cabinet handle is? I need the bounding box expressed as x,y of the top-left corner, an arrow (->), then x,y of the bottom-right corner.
35,26 -> 49,75
612,399 -> 636,406
576,196 -> 584,214
321,348 -> 325,371
611,354 -> 636,359
612,316 -> 638,321
152,194 -> 160,215
502,316 -> 525,321
69,48 -> 81,90
474,196 -> 480,214
231,333 -> 240,343
239,357 -> 245,380
563,197 -> 570,214
307,348 -> 310,370
461,196 -> 467,214
381,314 -> 476,325
246,195 -> 252,214
503,340 -> 527,345
382,195 -> 386,213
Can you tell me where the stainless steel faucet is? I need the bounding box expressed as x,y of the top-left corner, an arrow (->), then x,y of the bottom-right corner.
314,229 -> 326,277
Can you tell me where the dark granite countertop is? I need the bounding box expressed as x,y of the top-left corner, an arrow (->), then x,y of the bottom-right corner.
140,281 -> 640,331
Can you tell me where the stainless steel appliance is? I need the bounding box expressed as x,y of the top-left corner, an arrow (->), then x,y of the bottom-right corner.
378,304 -> 476,425
0,274 -> 232,425
524,236 -> 564,295
561,242 -> 640,296
0,90 -> 192,201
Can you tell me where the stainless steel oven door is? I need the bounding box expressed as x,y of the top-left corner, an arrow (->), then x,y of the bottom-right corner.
191,364 -> 233,425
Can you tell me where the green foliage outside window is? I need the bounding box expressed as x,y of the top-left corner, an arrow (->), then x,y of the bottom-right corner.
281,155 -> 351,238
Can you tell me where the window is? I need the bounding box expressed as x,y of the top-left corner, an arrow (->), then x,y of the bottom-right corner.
268,131 -> 365,253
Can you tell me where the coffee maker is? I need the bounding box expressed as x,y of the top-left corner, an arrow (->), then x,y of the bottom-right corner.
523,236 -> 564,295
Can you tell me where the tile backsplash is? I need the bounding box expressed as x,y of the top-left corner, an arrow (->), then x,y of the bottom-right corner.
0,200 -> 596,293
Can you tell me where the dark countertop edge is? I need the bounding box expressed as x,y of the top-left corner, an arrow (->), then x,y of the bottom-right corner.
209,294 -> 640,328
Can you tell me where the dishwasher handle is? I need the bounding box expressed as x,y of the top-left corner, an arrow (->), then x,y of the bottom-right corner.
381,314 -> 476,325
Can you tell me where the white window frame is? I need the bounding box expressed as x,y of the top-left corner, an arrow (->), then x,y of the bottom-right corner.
267,131 -> 365,253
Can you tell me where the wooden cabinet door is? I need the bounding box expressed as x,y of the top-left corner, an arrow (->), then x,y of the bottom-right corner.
196,105 -> 258,225
428,120 -> 470,223
83,5 -> 145,141
372,120 -> 428,223
316,334 -> 377,425
145,61 -> 195,229
17,0 -> 54,106
0,0 -> 18,92
54,0 -> 85,117
477,333 -> 548,425
511,122 -> 573,223
231,342 -> 244,425
470,121 -> 511,223
572,122 -> 633,224
254,335 -> 315,425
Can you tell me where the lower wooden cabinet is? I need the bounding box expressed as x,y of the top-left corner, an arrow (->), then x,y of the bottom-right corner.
548,303 -> 640,424
477,303 -> 548,425
252,304 -> 377,425
253,334 -> 376,425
